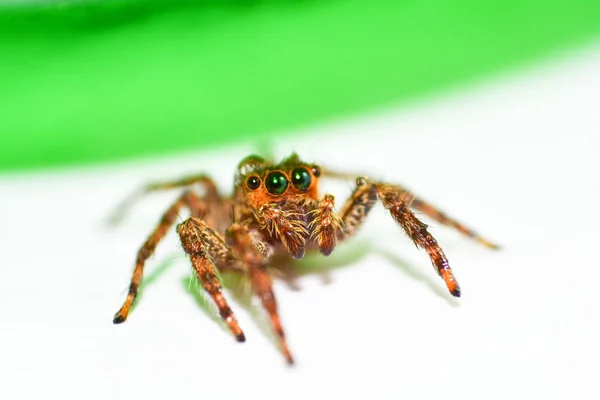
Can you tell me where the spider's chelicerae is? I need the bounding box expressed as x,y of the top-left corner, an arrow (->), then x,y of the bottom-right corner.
112,153 -> 498,364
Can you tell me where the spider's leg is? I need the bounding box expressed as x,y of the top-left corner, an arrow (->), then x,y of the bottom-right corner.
336,178 -> 460,297
376,182 -> 461,297
256,203 -> 308,260
177,217 -> 245,342
108,174 -> 219,225
226,224 -> 294,364
113,190 -> 208,323
322,168 -> 362,181
249,265 -> 293,364
337,178 -> 379,241
389,186 -> 499,249
325,169 -> 498,249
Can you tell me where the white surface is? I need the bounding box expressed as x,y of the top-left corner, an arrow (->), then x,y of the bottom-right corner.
1,45 -> 599,400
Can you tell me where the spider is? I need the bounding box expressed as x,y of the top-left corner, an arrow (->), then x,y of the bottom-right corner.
112,153 -> 498,364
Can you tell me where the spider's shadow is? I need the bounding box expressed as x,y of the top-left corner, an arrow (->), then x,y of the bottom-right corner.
128,254 -> 182,314
132,239 -> 460,357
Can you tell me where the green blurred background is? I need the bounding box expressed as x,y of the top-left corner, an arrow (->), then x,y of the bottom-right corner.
1,0 -> 599,172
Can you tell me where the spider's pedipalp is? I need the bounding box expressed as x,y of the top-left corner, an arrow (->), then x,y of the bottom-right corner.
256,202 -> 308,259
309,194 -> 342,256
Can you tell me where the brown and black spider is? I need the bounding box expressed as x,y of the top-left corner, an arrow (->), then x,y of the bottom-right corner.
112,153 -> 498,364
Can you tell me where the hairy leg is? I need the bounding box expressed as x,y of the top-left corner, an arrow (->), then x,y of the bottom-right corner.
113,190 -> 208,323
177,217 -> 245,342
337,178 -> 461,297
249,266 -> 293,364
226,223 -> 294,364
375,183 -> 460,296
108,174 -> 220,225
337,178 -> 379,241
392,188 -> 499,249
325,170 -> 498,248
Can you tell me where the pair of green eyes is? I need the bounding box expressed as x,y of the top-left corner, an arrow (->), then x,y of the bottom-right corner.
247,168 -> 312,195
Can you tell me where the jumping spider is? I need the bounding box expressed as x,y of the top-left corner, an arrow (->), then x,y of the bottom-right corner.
112,153 -> 498,364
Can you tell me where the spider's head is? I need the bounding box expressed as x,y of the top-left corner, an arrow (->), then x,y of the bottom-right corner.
235,153 -> 321,209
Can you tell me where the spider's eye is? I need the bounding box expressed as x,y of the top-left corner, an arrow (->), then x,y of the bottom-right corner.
265,171 -> 288,195
246,175 -> 261,190
311,165 -> 321,178
291,167 -> 312,192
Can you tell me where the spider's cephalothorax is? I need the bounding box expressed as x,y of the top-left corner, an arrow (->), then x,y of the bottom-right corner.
232,154 -> 332,260
111,153 -> 498,364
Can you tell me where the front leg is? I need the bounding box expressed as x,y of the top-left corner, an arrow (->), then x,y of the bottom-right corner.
177,217 -> 246,342
375,183 -> 460,297
337,178 -> 461,297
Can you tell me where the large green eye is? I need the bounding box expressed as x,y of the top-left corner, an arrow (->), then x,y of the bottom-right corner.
291,167 -> 311,192
265,171 -> 289,195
